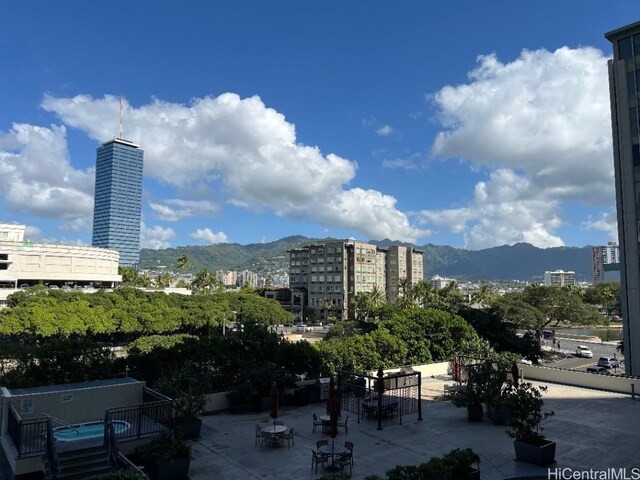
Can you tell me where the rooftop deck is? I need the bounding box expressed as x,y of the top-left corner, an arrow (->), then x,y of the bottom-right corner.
187,379 -> 640,479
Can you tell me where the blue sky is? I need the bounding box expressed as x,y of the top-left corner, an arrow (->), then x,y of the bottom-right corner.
1,2 -> 639,250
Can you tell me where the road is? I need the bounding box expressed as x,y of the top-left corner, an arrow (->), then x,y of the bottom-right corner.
545,337 -> 625,374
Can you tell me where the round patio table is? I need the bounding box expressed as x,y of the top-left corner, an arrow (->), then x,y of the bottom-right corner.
261,425 -> 287,447
319,444 -> 348,471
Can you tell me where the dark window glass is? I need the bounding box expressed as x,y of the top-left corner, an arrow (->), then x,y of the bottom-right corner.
634,34 -> 640,58
0,264 -> 6,270
629,71 -> 637,98
620,37 -> 633,61
631,107 -> 639,137
0,254 -> 7,260
634,145 -> 640,168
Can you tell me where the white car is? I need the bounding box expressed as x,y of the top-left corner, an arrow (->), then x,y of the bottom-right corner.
576,345 -> 593,358
521,355 -> 541,366
296,324 -> 311,332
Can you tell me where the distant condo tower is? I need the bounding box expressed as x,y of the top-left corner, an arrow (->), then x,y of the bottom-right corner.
91,137 -> 144,266
606,21 -> 640,376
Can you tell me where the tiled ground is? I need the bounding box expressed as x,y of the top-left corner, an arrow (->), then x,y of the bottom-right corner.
187,379 -> 640,479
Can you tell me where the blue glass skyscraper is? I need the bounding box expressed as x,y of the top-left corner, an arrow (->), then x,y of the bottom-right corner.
91,138 -> 144,266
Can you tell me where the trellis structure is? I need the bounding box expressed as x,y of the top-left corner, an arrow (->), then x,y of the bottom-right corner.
337,367 -> 422,431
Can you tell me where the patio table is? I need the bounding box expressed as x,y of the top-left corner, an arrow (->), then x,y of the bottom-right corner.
261,425 -> 287,448
318,444 -> 348,471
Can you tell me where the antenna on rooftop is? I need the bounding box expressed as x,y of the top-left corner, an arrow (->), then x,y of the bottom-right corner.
118,96 -> 124,140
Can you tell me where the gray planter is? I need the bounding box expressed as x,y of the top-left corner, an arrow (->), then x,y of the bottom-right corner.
148,457 -> 190,480
467,404 -> 483,422
514,439 -> 556,466
176,417 -> 202,440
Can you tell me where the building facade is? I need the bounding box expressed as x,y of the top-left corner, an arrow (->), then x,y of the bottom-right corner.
92,138 -> 144,266
606,21 -> 640,375
592,242 -> 621,283
288,240 -> 424,321
0,223 -> 122,307
543,270 -> 575,287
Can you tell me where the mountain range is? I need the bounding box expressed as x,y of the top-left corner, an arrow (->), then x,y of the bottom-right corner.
139,237 -> 594,282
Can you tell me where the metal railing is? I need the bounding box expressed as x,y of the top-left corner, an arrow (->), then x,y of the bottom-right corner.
45,418 -> 59,478
7,403 -> 47,457
106,398 -> 173,441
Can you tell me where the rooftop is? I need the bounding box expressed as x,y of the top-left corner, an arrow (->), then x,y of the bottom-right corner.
187,379 -> 640,479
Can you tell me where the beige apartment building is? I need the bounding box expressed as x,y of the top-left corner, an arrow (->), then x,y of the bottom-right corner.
288,240 -> 424,321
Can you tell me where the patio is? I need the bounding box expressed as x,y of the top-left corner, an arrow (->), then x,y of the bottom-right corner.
187,379 -> 640,479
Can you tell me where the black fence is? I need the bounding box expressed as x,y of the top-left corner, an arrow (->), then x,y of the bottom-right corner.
106,391 -> 173,441
338,368 -> 422,430
6,403 -> 47,457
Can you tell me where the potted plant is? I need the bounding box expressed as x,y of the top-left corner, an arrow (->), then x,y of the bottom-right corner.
138,431 -> 191,480
452,362 -> 492,422
155,363 -> 208,439
227,384 -> 254,413
501,381 -> 555,465
368,448 -> 480,480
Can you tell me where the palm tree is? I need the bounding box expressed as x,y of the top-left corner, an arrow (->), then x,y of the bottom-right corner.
414,280 -> 437,309
155,272 -> 174,288
397,277 -> 415,308
192,269 -> 215,294
176,254 -> 192,272
471,283 -> 494,307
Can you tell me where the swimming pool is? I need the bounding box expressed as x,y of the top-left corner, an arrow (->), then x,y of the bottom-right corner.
53,420 -> 131,442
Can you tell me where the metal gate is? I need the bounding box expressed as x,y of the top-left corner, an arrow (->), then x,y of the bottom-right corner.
337,367 -> 422,431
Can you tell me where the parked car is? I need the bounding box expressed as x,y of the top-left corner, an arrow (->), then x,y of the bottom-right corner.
597,356 -> 621,369
586,365 -> 609,374
521,355 -> 541,366
295,324 -> 309,332
576,345 -> 593,358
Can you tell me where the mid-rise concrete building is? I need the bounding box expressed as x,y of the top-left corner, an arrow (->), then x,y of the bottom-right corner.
592,242 -> 621,283
606,20 -> 640,375
544,270 -> 575,287
288,240 -> 424,321
429,275 -> 455,290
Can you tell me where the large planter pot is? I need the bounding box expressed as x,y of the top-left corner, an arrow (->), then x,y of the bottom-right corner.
176,417 -> 202,440
514,439 -> 556,466
490,406 -> 511,426
454,468 -> 481,480
148,457 -> 191,480
467,404 -> 483,422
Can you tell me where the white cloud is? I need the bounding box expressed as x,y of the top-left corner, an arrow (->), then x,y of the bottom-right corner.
42,93 -> 425,242
0,124 -> 94,226
376,125 -> 394,137
382,153 -> 421,170
424,46 -> 615,248
148,199 -> 219,221
141,223 -> 175,249
190,228 -> 227,244
419,169 -> 565,249
582,211 -> 618,242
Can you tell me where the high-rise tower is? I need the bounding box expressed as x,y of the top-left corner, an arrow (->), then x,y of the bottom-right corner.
91,138 -> 144,266
606,21 -> 640,375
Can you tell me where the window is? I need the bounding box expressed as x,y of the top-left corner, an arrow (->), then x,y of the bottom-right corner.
620,37 -> 633,61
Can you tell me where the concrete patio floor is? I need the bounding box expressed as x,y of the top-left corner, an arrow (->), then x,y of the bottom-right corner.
187,379 -> 640,479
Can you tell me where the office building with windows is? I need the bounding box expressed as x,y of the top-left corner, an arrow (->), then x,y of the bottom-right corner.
288,240 -> 423,321
91,138 -> 144,266
606,21 -> 640,375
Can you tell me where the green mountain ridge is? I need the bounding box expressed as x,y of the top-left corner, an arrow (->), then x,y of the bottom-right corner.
139,237 -> 595,281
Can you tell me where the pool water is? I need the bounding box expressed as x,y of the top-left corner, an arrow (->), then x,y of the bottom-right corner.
54,420 -> 130,442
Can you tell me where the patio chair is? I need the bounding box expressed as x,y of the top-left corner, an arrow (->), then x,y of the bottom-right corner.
316,439 -> 328,451
282,427 -> 295,448
312,413 -> 322,433
261,431 -> 277,449
255,424 -> 262,446
344,441 -> 354,466
337,453 -> 352,475
337,415 -> 349,434
311,449 -> 329,473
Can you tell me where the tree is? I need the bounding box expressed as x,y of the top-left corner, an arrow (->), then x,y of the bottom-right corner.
583,281 -> 621,320
471,283 -> 496,307
192,269 -> 216,294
